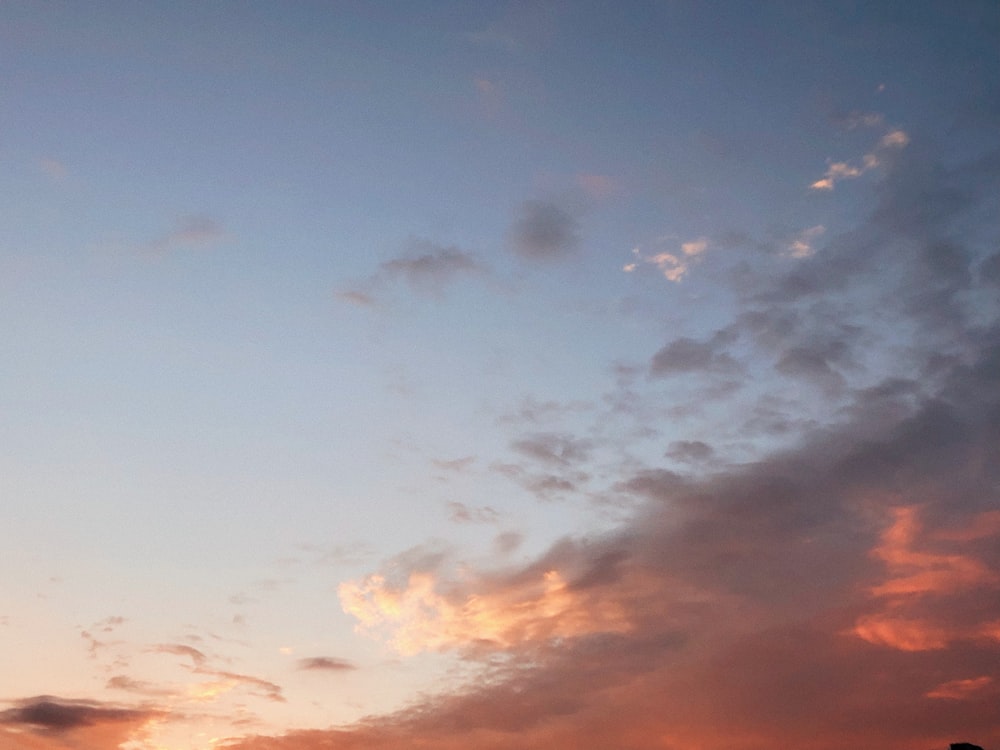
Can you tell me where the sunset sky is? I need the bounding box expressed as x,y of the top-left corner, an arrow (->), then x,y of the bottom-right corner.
2,2 -> 1000,749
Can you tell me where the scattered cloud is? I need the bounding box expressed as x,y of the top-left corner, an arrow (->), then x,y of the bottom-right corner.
649,330 -> 740,377
338,239 -> 485,304
665,440 -> 715,464
335,289 -> 377,307
787,225 -> 825,258
810,128 -> 910,190
926,676 -> 994,700
625,236 -> 709,282
142,215 -> 226,254
379,241 -> 484,292
296,657 -> 356,672
834,110 -> 885,130
447,501 -> 500,524
509,200 -> 579,260
510,433 -> 592,467
0,696 -> 163,750
150,643 -> 208,668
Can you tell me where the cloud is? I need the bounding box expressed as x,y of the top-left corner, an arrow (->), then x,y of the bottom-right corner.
649,331 -> 740,377
926,676 -> 994,700
296,657 -> 356,672
378,241 -> 484,291
338,561 -> 632,656
787,224 -> 825,258
509,200 -> 579,260
665,440 -> 714,463
338,239 -> 485,304
510,433 -> 592,467
127,113 -> 1000,750
0,696 -> 163,750
335,289 -> 377,307
625,236 -> 709,282
143,215 -> 226,254
149,643 -> 208,667
810,128 -> 909,190
447,501 -> 500,524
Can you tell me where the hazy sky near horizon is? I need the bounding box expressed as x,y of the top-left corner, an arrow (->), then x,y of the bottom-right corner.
2,2 -> 1000,749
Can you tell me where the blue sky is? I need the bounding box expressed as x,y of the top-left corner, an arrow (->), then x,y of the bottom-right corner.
2,3 -> 1000,749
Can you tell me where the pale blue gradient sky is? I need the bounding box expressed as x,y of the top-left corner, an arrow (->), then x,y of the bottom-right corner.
2,3 -> 999,749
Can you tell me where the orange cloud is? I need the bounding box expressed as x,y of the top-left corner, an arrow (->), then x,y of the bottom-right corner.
869,506 -> 997,597
339,567 -> 631,655
852,506 -> 1000,650
926,676 -> 993,700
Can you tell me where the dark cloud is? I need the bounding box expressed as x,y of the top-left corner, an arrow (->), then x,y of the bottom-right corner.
774,342 -> 850,393
510,433 -> 592,466
379,240 -> 484,292
338,239 -> 485,304
493,531 -> 523,555
665,440 -> 714,463
491,461 -> 587,501
297,657 -> 356,672
0,696 -> 161,737
509,200 -> 579,260
649,333 -> 741,377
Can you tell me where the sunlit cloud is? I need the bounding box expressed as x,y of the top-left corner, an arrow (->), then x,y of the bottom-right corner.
852,506 -> 1000,651
810,128 -> 910,190
925,676 -> 993,700
868,506 -> 997,597
625,236 -> 709,282
339,566 -> 632,655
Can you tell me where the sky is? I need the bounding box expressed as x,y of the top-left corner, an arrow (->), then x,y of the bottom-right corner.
1,2 -> 999,749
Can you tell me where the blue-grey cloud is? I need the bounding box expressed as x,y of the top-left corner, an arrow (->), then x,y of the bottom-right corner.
509,200 -> 579,260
